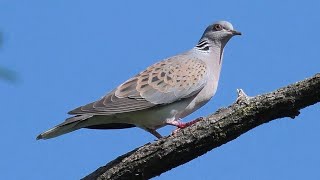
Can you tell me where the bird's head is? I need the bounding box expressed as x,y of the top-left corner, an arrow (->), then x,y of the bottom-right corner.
201,20 -> 241,46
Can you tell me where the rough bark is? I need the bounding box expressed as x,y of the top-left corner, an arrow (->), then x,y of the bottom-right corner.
83,73 -> 320,180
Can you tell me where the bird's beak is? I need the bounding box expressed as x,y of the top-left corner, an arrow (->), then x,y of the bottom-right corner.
230,30 -> 241,35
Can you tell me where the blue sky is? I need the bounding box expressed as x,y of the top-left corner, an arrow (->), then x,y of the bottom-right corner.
1,1 -> 319,179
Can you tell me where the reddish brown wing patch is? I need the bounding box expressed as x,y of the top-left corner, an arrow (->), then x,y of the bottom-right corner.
69,57 -> 208,115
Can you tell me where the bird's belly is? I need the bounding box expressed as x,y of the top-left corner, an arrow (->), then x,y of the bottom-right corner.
114,98 -> 194,129
179,82 -> 216,118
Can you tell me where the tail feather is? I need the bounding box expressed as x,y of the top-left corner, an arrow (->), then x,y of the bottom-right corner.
36,114 -> 93,140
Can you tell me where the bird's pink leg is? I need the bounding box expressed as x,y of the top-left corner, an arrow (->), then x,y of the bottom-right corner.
166,117 -> 204,135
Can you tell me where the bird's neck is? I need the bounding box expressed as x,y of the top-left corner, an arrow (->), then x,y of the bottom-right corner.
195,37 -> 224,52
194,38 -> 224,63
193,38 -> 225,81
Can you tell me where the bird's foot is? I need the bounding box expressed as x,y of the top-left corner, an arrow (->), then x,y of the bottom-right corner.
167,117 -> 204,135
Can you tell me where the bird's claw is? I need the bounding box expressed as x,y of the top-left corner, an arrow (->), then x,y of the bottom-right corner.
169,117 -> 204,136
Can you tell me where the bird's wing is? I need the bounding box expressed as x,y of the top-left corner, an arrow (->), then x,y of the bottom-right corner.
68,57 -> 209,115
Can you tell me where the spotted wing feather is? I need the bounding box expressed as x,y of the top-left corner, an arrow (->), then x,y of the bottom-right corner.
68,57 -> 208,115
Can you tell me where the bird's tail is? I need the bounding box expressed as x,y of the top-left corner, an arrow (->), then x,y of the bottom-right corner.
36,114 -> 93,140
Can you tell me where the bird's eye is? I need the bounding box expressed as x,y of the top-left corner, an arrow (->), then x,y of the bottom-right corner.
214,24 -> 223,31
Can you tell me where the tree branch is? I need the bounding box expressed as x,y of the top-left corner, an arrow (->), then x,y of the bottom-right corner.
83,73 -> 320,180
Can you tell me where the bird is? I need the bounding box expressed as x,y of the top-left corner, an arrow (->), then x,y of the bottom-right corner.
37,20 -> 241,140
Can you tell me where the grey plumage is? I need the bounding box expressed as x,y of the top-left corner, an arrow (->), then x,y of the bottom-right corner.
37,20 -> 241,140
